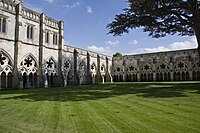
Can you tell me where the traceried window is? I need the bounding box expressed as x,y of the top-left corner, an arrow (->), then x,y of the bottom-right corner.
45,31 -> 49,43
53,33 -> 58,45
27,25 -> 34,39
0,17 -> 6,33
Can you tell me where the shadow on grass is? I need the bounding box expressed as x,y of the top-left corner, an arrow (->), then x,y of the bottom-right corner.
0,82 -> 200,102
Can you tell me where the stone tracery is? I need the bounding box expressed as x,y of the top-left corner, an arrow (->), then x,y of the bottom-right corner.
0,51 -> 13,88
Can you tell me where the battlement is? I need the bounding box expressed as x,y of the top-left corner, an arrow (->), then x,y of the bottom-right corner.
22,7 -> 40,22
0,0 -> 16,13
45,16 -> 59,29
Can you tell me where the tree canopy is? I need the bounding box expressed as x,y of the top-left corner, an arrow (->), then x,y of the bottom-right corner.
113,52 -> 123,57
107,0 -> 200,55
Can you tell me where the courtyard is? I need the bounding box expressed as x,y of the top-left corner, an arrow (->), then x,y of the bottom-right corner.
0,82 -> 200,133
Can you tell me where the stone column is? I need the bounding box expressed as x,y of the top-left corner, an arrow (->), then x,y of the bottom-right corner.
87,52 -> 92,84
74,50 -> 79,85
92,74 -> 95,85
44,73 -> 48,88
58,21 -> 64,86
95,55 -> 102,82
19,73 -> 23,89
137,73 -> 140,82
102,75 -> 105,84
189,71 -> 193,81
12,3 -> 22,88
153,73 -> 156,82
63,74 -> 67,87
170,72 -> 174,81
38,13 -> 45,87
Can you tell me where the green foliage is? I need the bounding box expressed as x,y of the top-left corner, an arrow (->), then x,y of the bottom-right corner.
113,52 -> 123,57
0,82 -> 200,132
107,0 -> 200,38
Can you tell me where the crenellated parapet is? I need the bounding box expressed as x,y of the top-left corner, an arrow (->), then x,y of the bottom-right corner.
45,16 -> 59,29
21,7 -> 40,22
0,0 -> 16,13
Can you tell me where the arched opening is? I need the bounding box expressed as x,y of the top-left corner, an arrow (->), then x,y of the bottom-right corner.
120,75 -> 123,82
144,73 -> 147,82
29,73 -> 33,87
1,72 -> 6,88
141,74 -> 144,81
192,71 -> 196,80
197,72 -> 200,81
7,72 -> 12,88
182,72 -> 186,81
23,73 -> 27,88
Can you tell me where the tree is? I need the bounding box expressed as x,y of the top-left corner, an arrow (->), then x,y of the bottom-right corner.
107,0 -> 200,57
113,52 -> 123,57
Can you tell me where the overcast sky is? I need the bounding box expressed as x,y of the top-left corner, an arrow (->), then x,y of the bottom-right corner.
24,0 -> 198,56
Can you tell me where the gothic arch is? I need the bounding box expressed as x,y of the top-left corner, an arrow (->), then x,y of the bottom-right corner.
113,64 -> 123,82
192,60 -> 200,81
140,63 -> 154,82
19,54 -> 38,88
0,50 -> 13,88
43,56 -> 58,87
0,49 -> 13,66
20,53 -> 38,75
100,64 -> 106,74
156,61 -> 171,81
126,64 -> 138,82
90,62 -> 97,75
173,60 -> 190,81
62,57 -> 72,86
78,59 -> 87,85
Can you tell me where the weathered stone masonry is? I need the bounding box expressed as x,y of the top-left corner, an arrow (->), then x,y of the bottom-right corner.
0,0 -> 112,88
112,49 -> 200,82
0,0 -> 199,89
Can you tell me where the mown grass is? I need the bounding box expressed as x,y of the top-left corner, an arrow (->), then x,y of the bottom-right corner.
0,82 -> 200,133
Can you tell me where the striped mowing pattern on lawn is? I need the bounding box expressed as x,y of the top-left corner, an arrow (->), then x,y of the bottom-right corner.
0,82 -> 200,133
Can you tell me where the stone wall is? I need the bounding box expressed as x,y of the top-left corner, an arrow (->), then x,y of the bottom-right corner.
112,49 -> 200,82
0,0 -> 112,89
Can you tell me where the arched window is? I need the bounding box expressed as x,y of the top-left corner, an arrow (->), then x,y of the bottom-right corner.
45,31 -> 49,43
0,17 -> 6,33
53,33 -> 58,45
27,25 -> 34,39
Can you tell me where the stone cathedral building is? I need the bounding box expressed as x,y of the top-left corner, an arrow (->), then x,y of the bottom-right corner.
0,0 -> 199,89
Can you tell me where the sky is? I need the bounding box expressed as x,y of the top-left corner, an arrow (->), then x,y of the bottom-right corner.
24,0 -> 198,56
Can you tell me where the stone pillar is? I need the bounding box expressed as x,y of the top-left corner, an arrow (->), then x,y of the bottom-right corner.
73,49 -> 78,85
153,73 -> 156,82
95,55 -> 102,82
44,74 -> 48,88
123,59 -> 126,82
189,71 -> 193,81
38,13 -> 45,87
58,21 -> 64,86
87,52 -> 92,84
137,73 -> 140,82
19,73 -> 23,89
105,57 -> 111,82
92,74 -> 95,85
12,3 -> 22,88
102,76 -> 105,84
63,74 -> 67,87
170,72 -> 174,81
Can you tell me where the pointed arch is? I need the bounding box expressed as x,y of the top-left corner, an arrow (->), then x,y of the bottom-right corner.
20,53 -> 38,68
192,60 -> 200,81
0,48 -> 14,66
155,61 -> 171,81
140,63 -> 154,82
91,62 -> 97,71
174,60 -> 190,81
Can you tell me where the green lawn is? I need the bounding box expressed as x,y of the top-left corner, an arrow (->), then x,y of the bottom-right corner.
0,82 -> 200,133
